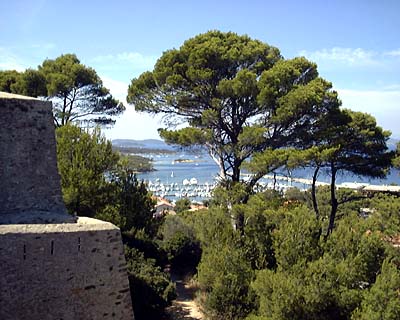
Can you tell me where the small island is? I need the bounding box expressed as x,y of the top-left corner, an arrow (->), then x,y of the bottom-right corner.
118,153 -> 155,172
173,158 -> 195,163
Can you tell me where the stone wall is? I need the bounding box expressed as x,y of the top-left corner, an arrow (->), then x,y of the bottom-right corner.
0,217 -> 134,320
0,92 -> 134,319
0,92 -> 71,223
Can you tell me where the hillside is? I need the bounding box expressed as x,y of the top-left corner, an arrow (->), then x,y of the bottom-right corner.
112,139 -> 176,151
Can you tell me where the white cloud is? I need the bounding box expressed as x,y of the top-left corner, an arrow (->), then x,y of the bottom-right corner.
100,76 -> 129,102
337,87 -> 400,137
382,84 -> 400,90
299,47 -> 378,66
384,49 -> 400,57
103,107 -> 163,140
99,75 -> 163,140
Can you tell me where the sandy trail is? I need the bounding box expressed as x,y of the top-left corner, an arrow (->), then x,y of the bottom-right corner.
165,273 -> 203,320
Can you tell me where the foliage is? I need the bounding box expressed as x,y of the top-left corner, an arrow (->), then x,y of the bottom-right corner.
241,209 -> 276,270
328,110 -> 393,178
198,245 -> 255,320
306,185 -> 369,229
250,208 -> 398,320
125,246 -> 176,320
174,197 -> 191,213
0,54 -> 124,126
363,193 -> 400,235
107,177 -> 400,320
56,124 -> 119,216
211,182 -> 249,208
160,214 -> 201,270
0,69 -> 47,97
252,255 -> 363,320
127,31 -> 340,189
187,207 -> 236,249
40,53 -> 125,126
352,259 -> 400,320
246,189 -> 285,212
323,215 -> 388,287
107,170 -> 157,235
116,154 -> 153,172
56,126 -> 159,236
284,187 -> 309,203
0,70 -> 20,92
252,268 -> 311,320
272,206 -> 322,271
127,30 -> 393,238
186,204 -> 273,319
311,110 -> 392,234
56,125 -> 173,319
249,107 -> 393,233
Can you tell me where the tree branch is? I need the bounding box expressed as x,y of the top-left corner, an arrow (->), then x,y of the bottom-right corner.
338,195 -> 368,205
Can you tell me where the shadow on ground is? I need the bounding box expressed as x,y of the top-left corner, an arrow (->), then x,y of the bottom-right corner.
164,274 -> 203,320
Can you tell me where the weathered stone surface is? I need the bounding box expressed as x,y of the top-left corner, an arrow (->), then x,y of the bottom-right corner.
0,93 -> 134,319
0,217 -> 134,320
0,92 -> 73,223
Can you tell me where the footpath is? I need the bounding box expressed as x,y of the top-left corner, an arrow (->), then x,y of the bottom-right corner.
165,272 -> 203,320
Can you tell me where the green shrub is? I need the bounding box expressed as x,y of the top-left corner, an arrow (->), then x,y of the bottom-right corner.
161,215 -> 201,271
198,245 -> 255,320
125,247 -> 176,320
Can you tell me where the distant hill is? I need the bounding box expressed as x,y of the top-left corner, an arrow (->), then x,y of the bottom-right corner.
112,139 -> 176,151
113,138 -> 399,152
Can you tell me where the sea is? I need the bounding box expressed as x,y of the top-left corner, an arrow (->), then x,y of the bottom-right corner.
136,150 -> 400,202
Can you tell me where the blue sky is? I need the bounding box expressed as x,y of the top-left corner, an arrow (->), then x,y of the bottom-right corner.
1,0 -> 399,139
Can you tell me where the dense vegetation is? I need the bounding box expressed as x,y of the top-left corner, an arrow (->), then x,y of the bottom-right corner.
186,188 -> 400,320
118,153 -> 154,172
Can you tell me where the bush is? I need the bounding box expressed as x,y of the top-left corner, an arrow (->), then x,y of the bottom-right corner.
125,247 -> 176,320
174,197 -> 191,213
198,245 -> 255,320
352,259 -> 400,320
161,215 -> 201,271
56,124 -> 119,216
273,206 -> 322,271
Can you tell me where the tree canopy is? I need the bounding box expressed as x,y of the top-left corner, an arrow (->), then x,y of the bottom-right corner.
56,124 -> 119,216
322,110 -> 393,234
0,54 -> 125,126
0,68 -> 47,97
127,31 -> 344,194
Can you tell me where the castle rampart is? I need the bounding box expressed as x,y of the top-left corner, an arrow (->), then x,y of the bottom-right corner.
0,92 -> 134,319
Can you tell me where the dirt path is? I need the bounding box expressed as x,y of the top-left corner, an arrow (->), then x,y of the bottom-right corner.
165,273 -> 203,320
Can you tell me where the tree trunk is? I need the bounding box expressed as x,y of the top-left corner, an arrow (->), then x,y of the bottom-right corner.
232,161 -> 241,183
61,96 -> 67,126
209,151 -> 226,181
311,166 -> 320,219
327,164 -> 338,236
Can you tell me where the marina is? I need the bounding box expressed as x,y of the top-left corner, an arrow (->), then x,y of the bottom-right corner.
134,151 -> 400,201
